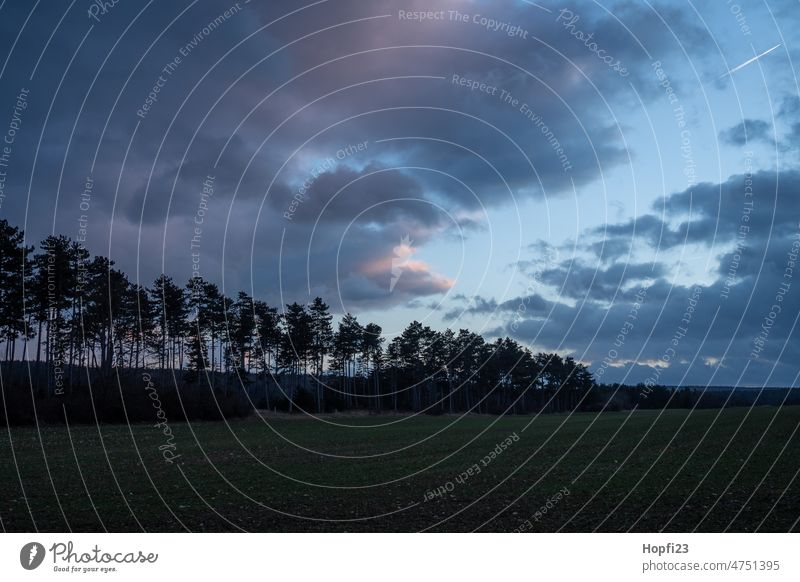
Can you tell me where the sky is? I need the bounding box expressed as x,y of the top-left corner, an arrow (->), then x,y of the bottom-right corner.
0,0 -> 799,386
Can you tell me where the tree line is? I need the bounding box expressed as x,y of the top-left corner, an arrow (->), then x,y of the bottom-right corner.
0,219 -> 594,423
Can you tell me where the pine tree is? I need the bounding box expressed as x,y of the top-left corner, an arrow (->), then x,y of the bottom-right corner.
361,322 -> 384,411
203,282 -> 225,378
254,300 -> 281,377
280,302 -> 312,412
34,235 -> 76,394
231,291 -> 255,378
0,220 -> 33,361
185,277 -> 212,385
308,297 -> 333,412
129,284 -> 155,370
81,257 -> 130,377
184,324 -> 208,384
149,275 -> 188,370
332,313 -> 363,408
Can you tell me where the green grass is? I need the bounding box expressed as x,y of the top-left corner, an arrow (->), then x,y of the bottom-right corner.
1,407 -> 799,532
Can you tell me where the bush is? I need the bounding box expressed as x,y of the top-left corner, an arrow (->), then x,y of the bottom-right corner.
0,366 -> 252,426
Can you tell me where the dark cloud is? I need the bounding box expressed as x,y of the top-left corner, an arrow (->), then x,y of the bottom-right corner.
719,119 -> 772,146
496,168 -> 800,385
581,169 -> 794,263
269,163 -> 440,227
7,0 -> 710,306
538,260 -> 664,302
443,295 -> 499,322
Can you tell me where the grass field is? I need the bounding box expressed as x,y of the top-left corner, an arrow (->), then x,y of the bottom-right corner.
1,407 -> 799,532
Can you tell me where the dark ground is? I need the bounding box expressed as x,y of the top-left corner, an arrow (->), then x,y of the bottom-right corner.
1,407 -> 798,532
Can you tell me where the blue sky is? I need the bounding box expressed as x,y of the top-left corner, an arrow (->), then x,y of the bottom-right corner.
0,0 -> 799,385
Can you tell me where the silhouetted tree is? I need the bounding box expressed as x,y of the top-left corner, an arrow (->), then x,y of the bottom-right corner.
0,220 -> 33,362
149,275 -> 187,371
82,257 -> 129,376
361,322 -> 384,411
230,291 -> 255,377
280,302 -> 312,411
332,313 -> 363,408
254,299 -> 282,378
308,297 -> 333,412
34,235 -> 76,394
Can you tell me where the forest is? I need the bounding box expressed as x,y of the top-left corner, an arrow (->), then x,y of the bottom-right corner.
0,219 -> 595,425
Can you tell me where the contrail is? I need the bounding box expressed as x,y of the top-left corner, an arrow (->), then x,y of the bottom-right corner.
720,44 -> 781,78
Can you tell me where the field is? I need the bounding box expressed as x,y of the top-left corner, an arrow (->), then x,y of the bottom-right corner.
1,407 -> 799,532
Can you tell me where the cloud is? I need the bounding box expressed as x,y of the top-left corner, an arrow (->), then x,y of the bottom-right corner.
538,260 -> 665,302
270,162 -> 439,227
494,169 -> 800,385
719,119 -> 772,146
579,169 -> 795,264
443,295 -> 499,322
